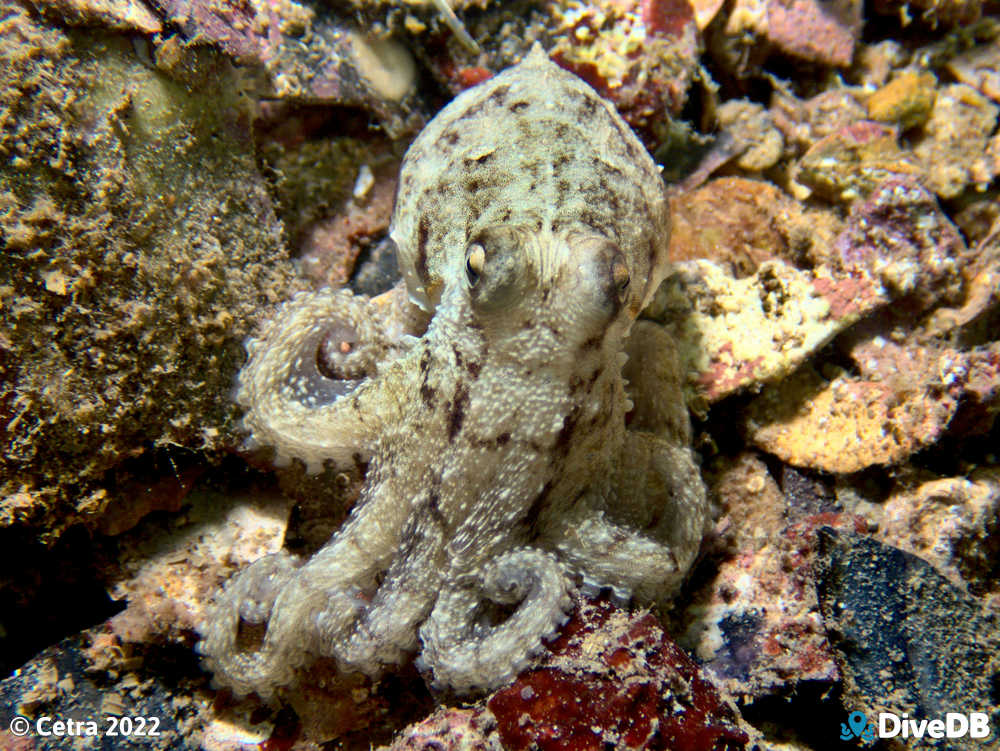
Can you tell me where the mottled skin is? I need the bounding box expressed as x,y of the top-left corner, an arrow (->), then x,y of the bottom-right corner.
198,46 -> 707,698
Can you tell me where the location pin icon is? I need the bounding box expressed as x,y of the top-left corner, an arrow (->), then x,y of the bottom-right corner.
848,711 -> 867,738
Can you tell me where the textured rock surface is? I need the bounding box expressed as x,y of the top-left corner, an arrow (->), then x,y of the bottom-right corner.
487,598 -> 750,751
795,121 -> 923,203
850,470 -> 1000,597
866,70 -> 937,129
816,530 -> 1000,750
712,0 -> 862,72
647,259 -> 886,405
681,479 -> 855,697
833,176 -> 970,310
913,83 -> 999,199
0,5 -> 294,539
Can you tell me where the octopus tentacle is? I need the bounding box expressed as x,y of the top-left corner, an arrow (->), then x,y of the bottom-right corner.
197,551 -> 306,697
338,510 -> 447,674
236,288 -> 417,472
538,431 -> 707,609
417,548 -> 574,694
198,484 -> 412,696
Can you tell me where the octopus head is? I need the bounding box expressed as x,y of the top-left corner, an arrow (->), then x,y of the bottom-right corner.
442,223 -> 638,355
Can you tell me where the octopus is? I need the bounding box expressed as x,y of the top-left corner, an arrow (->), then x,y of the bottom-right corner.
198,44 -> 708,698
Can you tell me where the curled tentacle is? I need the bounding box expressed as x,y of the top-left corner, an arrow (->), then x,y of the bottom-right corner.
236,288 -> 416,472
538,432 -> 708,609
198,565 -> 373,698
197,498 -> 409,697
417,548 -> 574,694
197,551 -> 305,697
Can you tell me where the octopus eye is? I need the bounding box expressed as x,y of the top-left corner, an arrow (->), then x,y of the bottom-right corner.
466,243 -> 485,287
612,259 -> 630,298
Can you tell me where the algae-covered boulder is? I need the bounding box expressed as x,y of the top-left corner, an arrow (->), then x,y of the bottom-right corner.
0,2 -> 295,538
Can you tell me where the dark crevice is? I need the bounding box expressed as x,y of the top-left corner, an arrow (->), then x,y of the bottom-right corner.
0,525 -> 124,678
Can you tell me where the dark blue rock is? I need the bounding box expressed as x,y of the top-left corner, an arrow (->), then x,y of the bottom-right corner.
816,528 -> 1000,749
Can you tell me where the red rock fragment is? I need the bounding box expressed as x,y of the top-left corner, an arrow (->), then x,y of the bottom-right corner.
298,168 -> 399,288
811,271 -> 877,319
488,598 -> 748,751
695,342 -> 766,402
641,0 -> 695,37
765,0 -> 861,67
97,464 -> 205,536
456,66 -> 493,89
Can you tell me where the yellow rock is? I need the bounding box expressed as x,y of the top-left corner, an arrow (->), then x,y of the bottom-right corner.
866,71 -> 937,129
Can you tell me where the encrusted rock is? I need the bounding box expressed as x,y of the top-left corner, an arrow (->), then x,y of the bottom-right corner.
923,228 -> 1000,345
26,0 -> 162,32
150,0 -> 279,64
948,37 -> 1000,104
488,598 -> 750,751
745,359 -> 953,474
913,83 -> 999,199
771,89 -> 867,154
382,707 -> 500,751
668,178 -> 799,274
853,39 -> 909,88
716,0 -> 862,71
647,259 -> 886,405
833,176 -> 970,310
549,0 -> 700,134
874,470 -> 1000,595
795,120 -> 923,202
0,5 -> 294,538
682,506 -> 864,699
865,70 -> 937,129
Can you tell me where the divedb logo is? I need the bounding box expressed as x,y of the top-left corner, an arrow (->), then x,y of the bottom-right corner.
840,710 -> 993,744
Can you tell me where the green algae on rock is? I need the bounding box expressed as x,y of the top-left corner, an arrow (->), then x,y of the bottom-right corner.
0,5 -> 296,538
